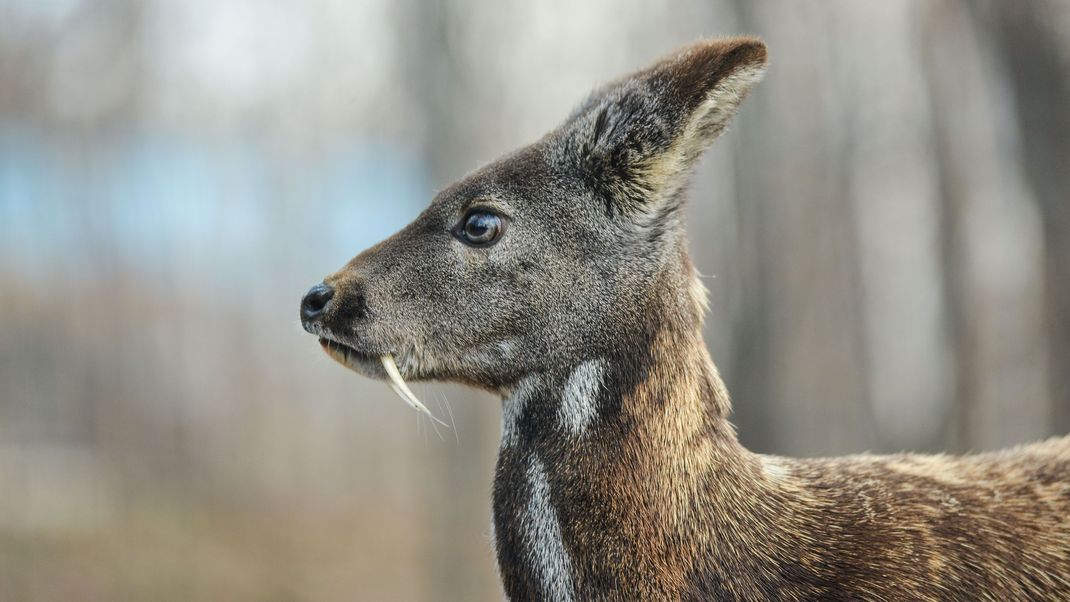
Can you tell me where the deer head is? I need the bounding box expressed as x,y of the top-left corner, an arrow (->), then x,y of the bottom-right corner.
300,38 -> 768,412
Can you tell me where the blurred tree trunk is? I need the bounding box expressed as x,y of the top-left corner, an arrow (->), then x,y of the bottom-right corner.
923,0 -> 1053,451
731,0 -> 876,456
982,1 -> 1070,435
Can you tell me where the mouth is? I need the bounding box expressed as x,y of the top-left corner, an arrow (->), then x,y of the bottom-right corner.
318,337 -> 380,372
316,337 -> 447,427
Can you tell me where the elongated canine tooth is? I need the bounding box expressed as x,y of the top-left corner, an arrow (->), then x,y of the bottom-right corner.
380,354 -> 447,427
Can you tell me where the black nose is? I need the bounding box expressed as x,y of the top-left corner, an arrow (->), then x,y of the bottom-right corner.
301,283 -> 335,322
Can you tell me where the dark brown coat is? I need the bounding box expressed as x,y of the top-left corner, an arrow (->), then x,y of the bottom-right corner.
302,37 -> 1070,600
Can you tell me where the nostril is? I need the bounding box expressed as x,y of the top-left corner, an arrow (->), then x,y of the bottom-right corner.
301,283 -> 335,321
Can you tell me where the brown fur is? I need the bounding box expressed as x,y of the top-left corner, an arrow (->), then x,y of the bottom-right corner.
493,248 -> 1070,599
303,37 -> 1070,600
514,336 -> 1070,599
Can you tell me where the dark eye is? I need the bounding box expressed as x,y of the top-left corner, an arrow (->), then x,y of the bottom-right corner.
455,211 -> 505,247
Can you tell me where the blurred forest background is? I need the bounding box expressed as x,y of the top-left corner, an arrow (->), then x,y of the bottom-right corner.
1,0 -> 1068,600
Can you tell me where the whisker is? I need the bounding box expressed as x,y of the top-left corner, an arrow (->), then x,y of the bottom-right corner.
425,386 -> 446,442
440,392 -> 459,446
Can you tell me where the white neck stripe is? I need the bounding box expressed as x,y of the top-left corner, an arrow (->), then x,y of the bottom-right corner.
558,359 -> 606,436
524,458 -> 576,601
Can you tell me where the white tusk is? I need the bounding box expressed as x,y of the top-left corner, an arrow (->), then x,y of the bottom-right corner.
380,354 -> 447,427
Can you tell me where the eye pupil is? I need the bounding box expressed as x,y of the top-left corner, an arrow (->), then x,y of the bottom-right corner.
466,217 -> 489,237
459,212 -> 502,246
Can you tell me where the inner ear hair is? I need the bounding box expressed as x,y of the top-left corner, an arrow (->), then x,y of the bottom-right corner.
564,37 -> 769,216
638,39 -> 768,202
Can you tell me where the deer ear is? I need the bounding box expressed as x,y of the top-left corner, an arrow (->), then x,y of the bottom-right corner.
560,37 -> 768,216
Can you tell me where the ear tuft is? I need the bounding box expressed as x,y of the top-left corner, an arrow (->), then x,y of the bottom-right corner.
655,36 -> 769,174
668,37 -> 769,101
559,37 -> 768,217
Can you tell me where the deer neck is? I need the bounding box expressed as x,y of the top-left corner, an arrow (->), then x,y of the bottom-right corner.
492,319 -> 780,599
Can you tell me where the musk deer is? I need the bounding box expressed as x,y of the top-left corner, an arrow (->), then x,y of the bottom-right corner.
301,37 -> 1070,600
